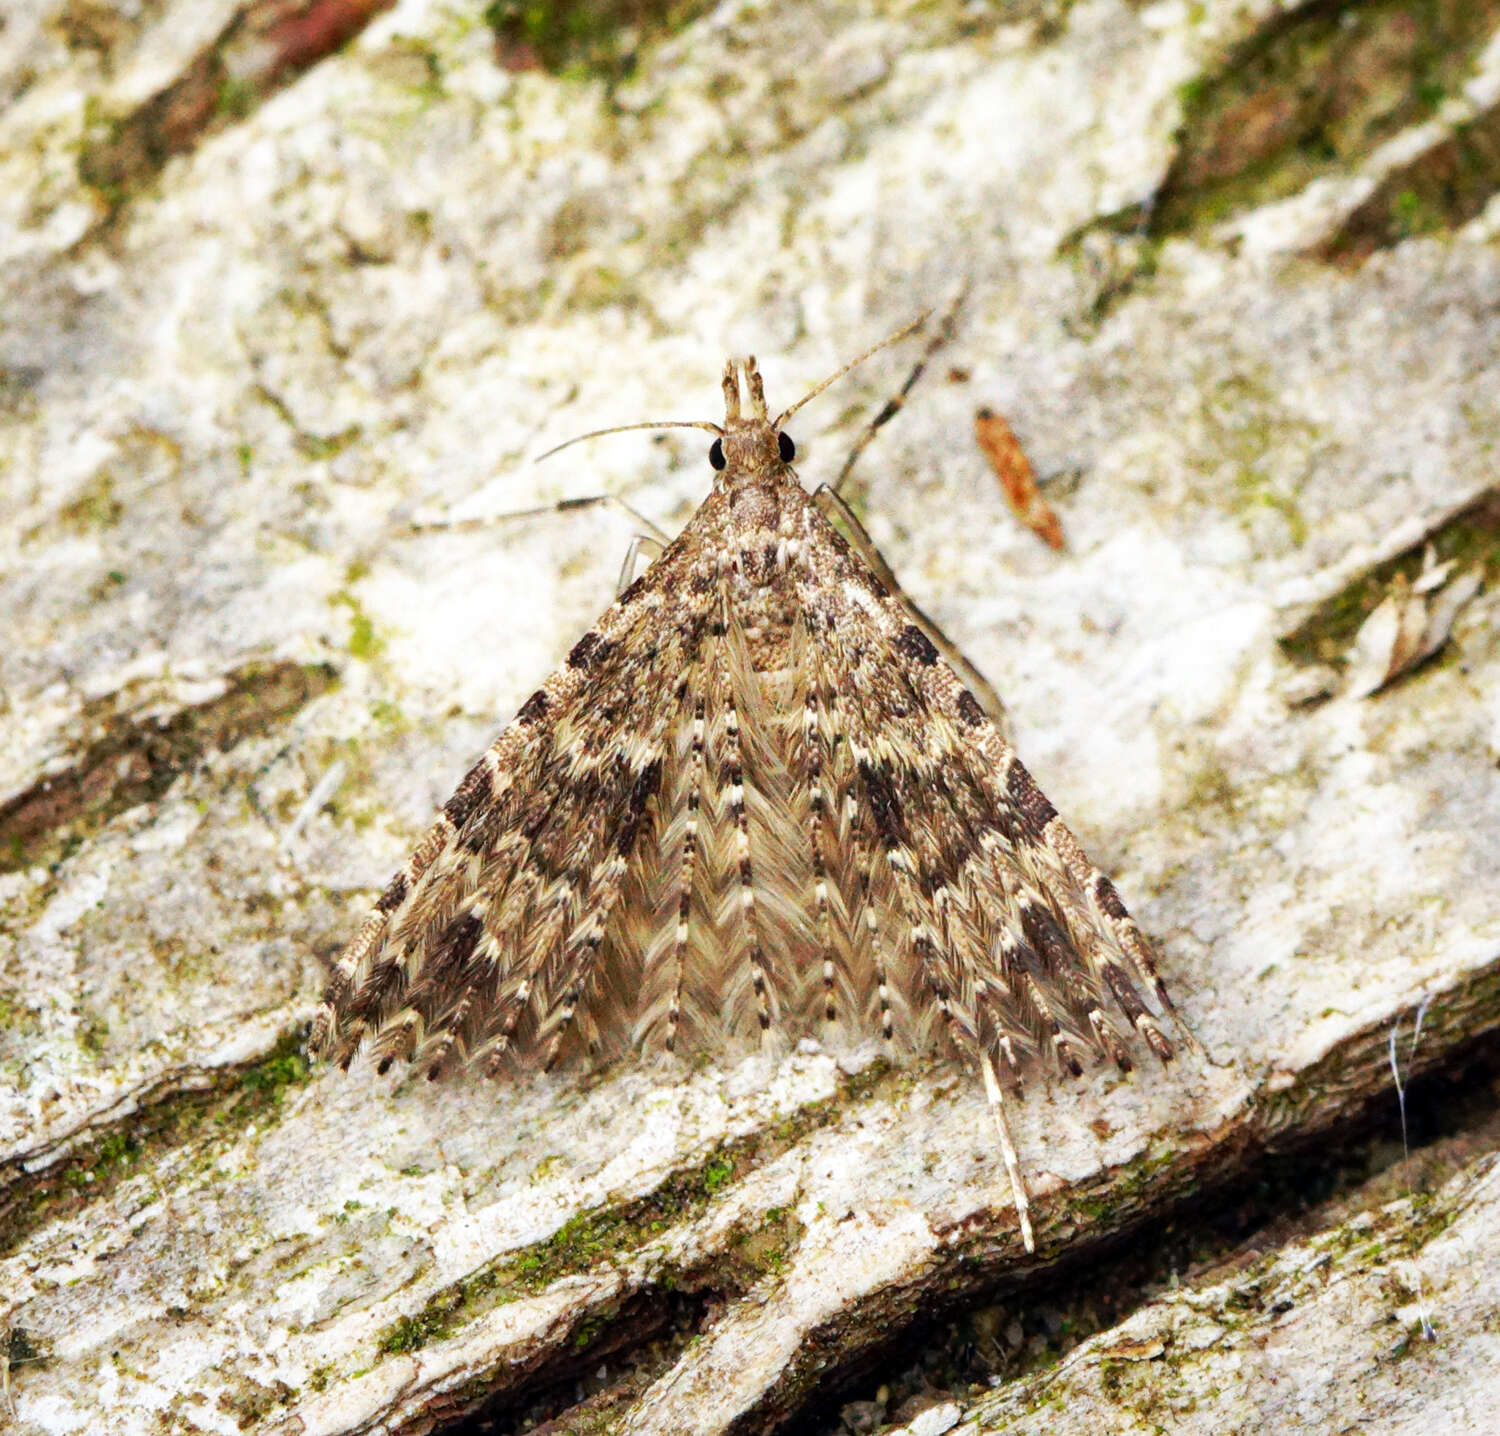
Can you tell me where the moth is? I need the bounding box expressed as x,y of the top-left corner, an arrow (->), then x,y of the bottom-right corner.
311,328 -> 1192,1250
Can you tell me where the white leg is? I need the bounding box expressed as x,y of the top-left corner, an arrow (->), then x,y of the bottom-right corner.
982,1051 -> 1035,1253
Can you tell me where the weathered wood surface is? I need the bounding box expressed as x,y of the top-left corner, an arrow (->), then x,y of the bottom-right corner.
2,1 -> 1499,1431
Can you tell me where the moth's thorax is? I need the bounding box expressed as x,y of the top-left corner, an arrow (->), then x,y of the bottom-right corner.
712,461 -> 808,670
732,552 -> 800,668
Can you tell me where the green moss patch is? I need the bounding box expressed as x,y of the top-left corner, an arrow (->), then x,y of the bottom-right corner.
1154,0 -> 1500,243
0,1025 -> 314,1257
1316,98 -> 1500,263
482,1 -> 714,80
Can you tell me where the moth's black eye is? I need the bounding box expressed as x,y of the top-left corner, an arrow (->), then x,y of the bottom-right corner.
709,437 -> 726,470
778,430 -> 796,462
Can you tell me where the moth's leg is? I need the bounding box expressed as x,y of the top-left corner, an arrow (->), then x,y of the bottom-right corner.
615,533 -> 665,595
982,1049 -> 1035,1253
400,492 -> 670,547
812,482 -> 1008,731
833,282 -> 967,495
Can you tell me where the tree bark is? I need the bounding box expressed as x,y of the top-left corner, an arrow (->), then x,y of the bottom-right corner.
3,1 -> 1498,1432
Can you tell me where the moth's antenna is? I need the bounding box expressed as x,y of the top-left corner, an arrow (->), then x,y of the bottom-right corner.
773,313 -> 929,427
536,419 -> 722,464
536,315 -> 934,462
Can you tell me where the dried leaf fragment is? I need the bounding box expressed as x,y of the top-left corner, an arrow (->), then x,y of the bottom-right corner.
1345,547 -> 1483,698
974,407 -> 1065,550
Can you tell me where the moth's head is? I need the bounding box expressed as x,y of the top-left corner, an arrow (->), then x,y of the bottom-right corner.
710,357 -> 797,483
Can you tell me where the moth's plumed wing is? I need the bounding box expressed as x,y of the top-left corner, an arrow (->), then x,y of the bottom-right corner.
313,468 -> 1182,1089
310,534 -> 711,1078
311,341 -> 1190,1258
784,484 -> 1182,1078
